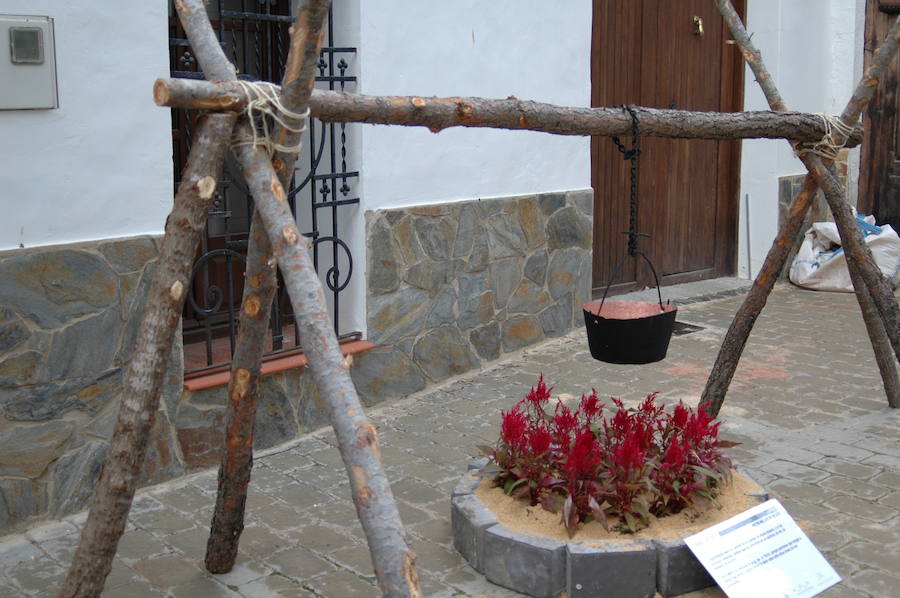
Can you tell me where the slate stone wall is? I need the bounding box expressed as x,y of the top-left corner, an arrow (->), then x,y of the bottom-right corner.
0,236 -> 347,532
355,190 -> 593,403
0,237 -> 186,531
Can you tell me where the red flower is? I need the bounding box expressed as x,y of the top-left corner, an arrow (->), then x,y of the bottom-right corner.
528,425 -> 553,457
500,406 -> 528,449
579,390 -> 603,421
564,429 -> 600,479
553,402 -> 579,448
662,438 -> 686,469
612,429 -> 646,472
524,374 -> 552,411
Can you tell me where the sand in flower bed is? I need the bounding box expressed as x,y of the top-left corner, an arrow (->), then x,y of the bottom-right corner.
475,469 -> 763,543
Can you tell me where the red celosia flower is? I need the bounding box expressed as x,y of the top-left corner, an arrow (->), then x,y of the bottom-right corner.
672,402 -> 689,429
524,374 -> 552,411
612,429 -> 646,472
500,406 -> 528,449
564,429 -> 600,479
553,402 -> 579,447
528,425 -> 553,457
490,378 -> 731,534
662,438 -> 686,469
579,390 -> 603,421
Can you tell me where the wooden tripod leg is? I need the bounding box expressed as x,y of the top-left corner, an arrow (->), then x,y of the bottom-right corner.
702,176 -> 818,415
204,211 -> 277,573
60,113 -> 237,598
203,0 -> 331,574
232,130 -> 421,597
706,0 -> 900,415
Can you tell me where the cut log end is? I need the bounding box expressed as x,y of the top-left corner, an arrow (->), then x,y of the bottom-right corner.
243,294 -> 262,317
152,79 -> 170,106
232,368 -> 251,399
282,226 -> 300,246
169,280 -> 185,304
197,176 -> 217,199
174,0 -> 190,17
271,178 -> 285,203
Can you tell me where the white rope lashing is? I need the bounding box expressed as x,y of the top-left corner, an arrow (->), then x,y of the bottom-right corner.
230,80 -> 310,155
794,113 -> 855,161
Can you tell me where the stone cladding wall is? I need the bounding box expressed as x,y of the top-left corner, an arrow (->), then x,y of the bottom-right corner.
0,237 -> 335,532
0,189 -> 594,530
0,237 -> 185,531
355,190 -> 593,404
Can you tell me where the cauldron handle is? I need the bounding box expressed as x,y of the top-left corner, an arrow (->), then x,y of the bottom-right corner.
598,250 -> 666,313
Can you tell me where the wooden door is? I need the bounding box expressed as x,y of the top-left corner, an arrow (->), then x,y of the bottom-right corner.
591,0 -> 744,295
858,0 -> 900,230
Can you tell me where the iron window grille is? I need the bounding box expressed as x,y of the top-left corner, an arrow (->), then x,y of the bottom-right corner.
168,0 -> 360,374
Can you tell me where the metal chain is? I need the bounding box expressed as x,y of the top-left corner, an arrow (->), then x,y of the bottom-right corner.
610,105 -> 641,256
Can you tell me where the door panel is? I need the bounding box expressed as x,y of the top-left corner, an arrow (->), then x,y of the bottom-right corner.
859,0 -> 900,230
591,0 -> 743,293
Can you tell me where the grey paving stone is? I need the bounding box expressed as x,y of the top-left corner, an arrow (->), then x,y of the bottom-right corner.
847,568 -> 900,597
812,457 -> 880,480
820,476 -> 889,500
264,545 -> 336,581
761,460 -> 831,482
306,568 -> 378,597
237,573 -> 316,597
825,495 -> 896,522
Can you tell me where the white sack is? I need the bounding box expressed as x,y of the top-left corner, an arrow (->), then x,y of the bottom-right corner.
789,215 -> 900,293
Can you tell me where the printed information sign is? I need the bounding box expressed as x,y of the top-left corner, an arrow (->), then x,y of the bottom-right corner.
685,498 -> 840,598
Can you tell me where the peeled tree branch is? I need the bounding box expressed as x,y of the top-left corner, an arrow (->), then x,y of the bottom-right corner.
153,77 -> 865,145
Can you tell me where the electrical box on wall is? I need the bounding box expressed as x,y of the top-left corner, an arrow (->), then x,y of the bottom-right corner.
1,14 -> 58,110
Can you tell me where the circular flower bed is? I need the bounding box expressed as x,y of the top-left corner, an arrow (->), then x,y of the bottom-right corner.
451,377 -> 768,598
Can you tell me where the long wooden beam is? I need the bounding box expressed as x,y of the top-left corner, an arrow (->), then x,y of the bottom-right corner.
702,1 -> 900,417
153,77 -> 865,145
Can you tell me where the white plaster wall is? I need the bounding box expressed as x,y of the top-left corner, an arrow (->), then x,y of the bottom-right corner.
342,0 -> 592,337
357,0 -> 592,210
0,2 -> 171,251
738,0 -> 864,278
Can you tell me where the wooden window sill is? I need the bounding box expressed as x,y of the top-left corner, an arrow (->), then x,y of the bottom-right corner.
183,340 -> 374,392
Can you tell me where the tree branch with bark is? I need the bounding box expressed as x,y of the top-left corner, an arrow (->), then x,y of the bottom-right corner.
153,78 -> 865,145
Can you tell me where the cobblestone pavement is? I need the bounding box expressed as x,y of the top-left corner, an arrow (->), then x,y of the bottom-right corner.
1,284 -> 898,597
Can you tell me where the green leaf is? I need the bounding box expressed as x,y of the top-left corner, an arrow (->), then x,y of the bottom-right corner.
690,465 -> 722,481
504,477 -> 526,495
624,511 -> 638,533
634,501 -> 651,522
541,493 -> 564,514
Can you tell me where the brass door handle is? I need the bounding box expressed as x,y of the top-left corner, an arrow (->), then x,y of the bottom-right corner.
693,16 -> 704,37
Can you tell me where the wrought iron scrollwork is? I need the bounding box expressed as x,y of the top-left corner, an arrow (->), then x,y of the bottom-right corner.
187,248 -> 247,316
312,236 -> 353,293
